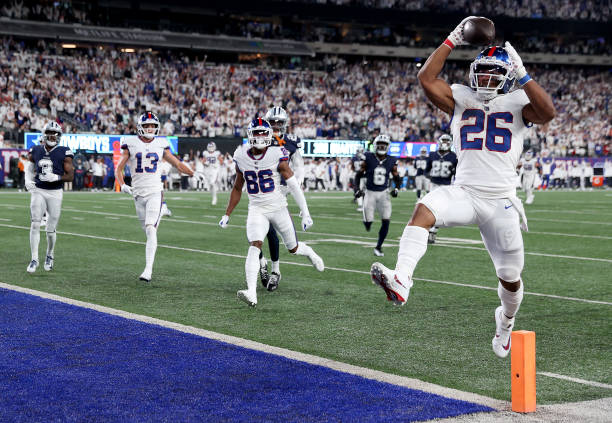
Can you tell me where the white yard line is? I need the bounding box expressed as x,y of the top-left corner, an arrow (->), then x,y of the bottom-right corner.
0,281 -> 508,411
1,223 -> 610,306
538,372 -> 612,390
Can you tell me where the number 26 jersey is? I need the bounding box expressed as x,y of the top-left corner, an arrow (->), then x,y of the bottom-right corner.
233,144 -> 289,212
121,136 -> 170,197
449,84 -> 530,197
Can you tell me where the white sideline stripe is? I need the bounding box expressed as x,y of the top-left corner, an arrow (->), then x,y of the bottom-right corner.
538,372 -> 612,390
0,218 -> 12,221
0,281 -> 508,411
1,223 -> 610,306
2,202 -> 610,241
2,203 -> 611,263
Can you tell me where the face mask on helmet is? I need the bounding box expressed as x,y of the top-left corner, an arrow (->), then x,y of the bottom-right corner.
265,107 -> 288,135
375,140 -> 390,155
525,150 -> 534,160
420,147 -> 428,157
268,118 -> 287,135
43,130 -> 61,147
469,49 -> 514,100
438,135 -> 452,153
137,112 -> 160,140
247,120 -> 273,150
207,142 -> 216,152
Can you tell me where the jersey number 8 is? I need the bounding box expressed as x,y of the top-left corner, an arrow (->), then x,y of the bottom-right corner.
244,170 -> 275,194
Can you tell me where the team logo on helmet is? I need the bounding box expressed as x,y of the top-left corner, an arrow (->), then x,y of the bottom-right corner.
42,121 -> 63,147
469,46 -> 515,100
247,118 -> 273,150
137,112 -> 160,140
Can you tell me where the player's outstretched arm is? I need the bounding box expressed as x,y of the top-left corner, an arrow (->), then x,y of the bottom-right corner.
61,157 -> 74,182
164,149 -> 195,177
291,149 -> 305,187
280,160 -> 313,230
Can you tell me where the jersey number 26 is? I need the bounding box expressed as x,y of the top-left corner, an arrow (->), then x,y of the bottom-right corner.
460,110 -> 513,153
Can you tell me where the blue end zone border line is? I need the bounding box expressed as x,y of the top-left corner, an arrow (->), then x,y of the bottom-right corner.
0,286 -> 496,422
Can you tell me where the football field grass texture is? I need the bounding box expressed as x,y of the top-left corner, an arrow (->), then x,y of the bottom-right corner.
0,189 -> 610,405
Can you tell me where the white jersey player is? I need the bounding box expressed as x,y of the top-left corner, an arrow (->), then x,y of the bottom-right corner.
371,22 -> 555,359
219,118 -> 324,307
518,150 -> 539,204
25,121 -> 74,273
201,142 -> 222,205
116,112 -> 200,282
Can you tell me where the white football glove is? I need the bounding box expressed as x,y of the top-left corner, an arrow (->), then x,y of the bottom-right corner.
219,215 -> 230,228
301,214 -> 313,232
120,184 -> 133,195
39,172 -> 60,182
446,16 -> 476,48
504,41 -> 528,82
25,181 -> 36,191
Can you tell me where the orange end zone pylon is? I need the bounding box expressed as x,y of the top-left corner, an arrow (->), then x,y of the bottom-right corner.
511,330 -> 536,413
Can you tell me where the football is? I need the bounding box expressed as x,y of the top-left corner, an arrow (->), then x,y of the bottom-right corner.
462,17 -> 495,46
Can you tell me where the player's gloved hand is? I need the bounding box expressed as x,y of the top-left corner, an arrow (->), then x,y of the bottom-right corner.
219,215 -> 230,228
390,188 -> 399,198
25,181 -> 36,191
504,41 -> 529,83
120,184 -> 133,195
301,214 -> 313,231
39,172 -> 60,182
445,16 -> 476,49
354,189 -> 364,199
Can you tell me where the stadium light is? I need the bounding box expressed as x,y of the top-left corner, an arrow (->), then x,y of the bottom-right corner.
61,44 -> 77,49
121,48 -> 135,53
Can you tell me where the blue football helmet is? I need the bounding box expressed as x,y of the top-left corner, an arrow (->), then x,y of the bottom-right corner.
469,46 -> 515,100
137,111 -> 160,140
247,118 -> 273,150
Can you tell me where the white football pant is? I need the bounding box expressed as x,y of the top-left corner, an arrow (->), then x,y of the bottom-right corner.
246,207 -> 298,250
363,190 -> 392,222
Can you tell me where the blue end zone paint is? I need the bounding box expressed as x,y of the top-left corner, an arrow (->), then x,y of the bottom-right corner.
0,289 -> 493,422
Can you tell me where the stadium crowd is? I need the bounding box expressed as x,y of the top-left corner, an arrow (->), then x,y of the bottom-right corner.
0,37 -> 609,157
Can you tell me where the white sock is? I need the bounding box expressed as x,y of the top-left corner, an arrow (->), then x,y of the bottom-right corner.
395,226 -> 429,281
144,225 -> 158,273
30,221 -> 41,262
498,281 -> 524,319
245,246 -> 260,294
46,231 -> 56,257
271,261 -> 280,274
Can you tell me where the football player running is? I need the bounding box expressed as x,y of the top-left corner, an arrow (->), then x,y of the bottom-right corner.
517,150 -> 540,204
354,134 -> 401,257
351,147 -> 366,211
255,106 -> 305,291
116,112 -> 201,282
219,118 -> 323,307
370,18 -> 555,358
425,134 -> 457,243
414,146 -> 430,199
25,121 -> 74,273
202,141 -> 222,205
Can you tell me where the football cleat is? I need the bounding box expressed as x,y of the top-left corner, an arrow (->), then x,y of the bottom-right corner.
139,270 -> 152,283
26,260 -> 38,273
259,259 -> 270,288
373,247 -> 384,257
308,252 -> 325,272
370,262 -> 412,306
492,306 -> 514,358
161,204 -> 172,217
237,290 -> 257,307
267,272 -> 281,292
43,255 -> 54,271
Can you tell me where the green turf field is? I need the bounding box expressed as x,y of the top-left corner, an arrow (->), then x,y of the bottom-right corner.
0,189 -> 610,404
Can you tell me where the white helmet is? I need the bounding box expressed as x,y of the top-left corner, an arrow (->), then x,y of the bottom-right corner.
207,142 -> 216,153
137,112 -> 160,140
374,134 -> 391,155
42,121 -> 62,147
420,146 -> 428,157
525,150 -> 534,160
437,134 -> 452,153
247,118 -> 273,150
264,106 -> 289,135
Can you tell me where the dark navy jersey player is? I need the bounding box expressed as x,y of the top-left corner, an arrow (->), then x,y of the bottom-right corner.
427,134 -> 457,186
24,121 -> 74,274
354,134 -> 401,257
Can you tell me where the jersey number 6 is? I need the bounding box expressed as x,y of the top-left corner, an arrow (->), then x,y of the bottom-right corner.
460,110 -> 513,153
244,170 -> 275,194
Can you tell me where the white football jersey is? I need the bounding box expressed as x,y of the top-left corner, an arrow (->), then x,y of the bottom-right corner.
450,84 -> 530,197
202,150 -> 221,169
520,158 -> 538,174
233,144 -> 289,212
121,135 -> 170,197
